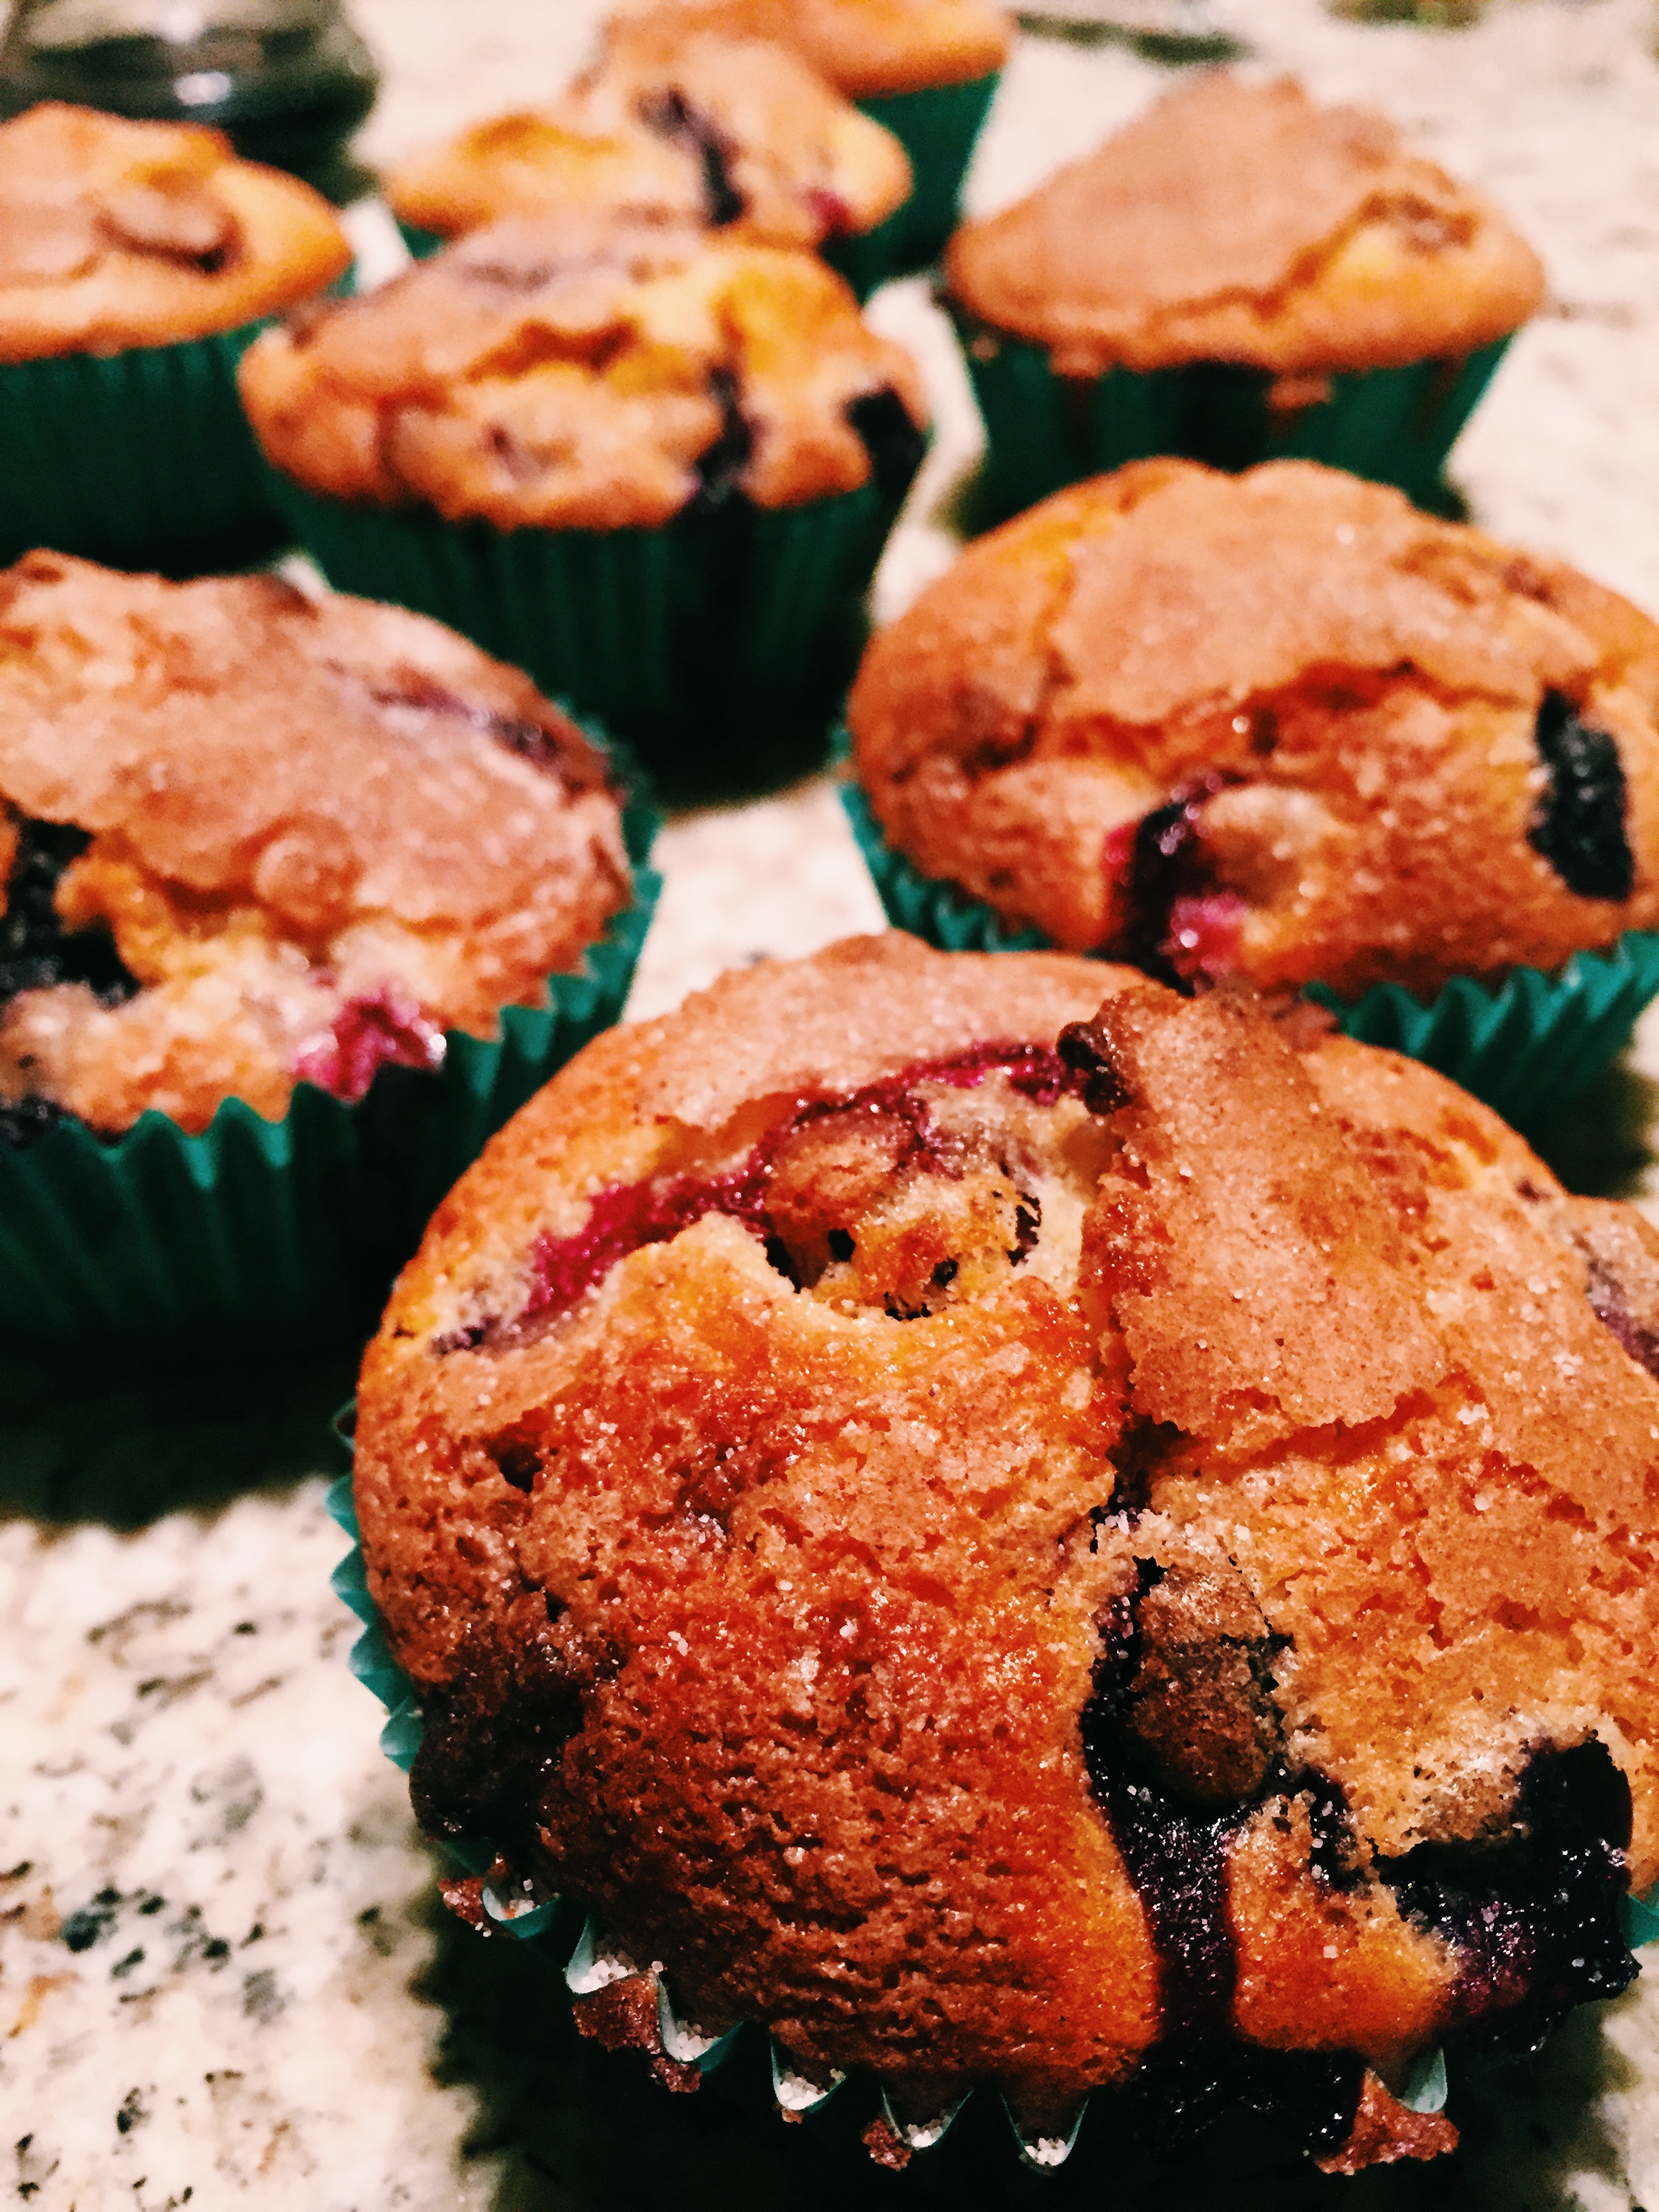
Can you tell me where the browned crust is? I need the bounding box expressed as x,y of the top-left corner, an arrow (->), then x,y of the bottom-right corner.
386,31 -> 912,248
945,74 -> 1543,377
0,552 -> 630,1132
238,212 -> 926,529
355,937 -> 1659,2147
0,103 -> 350,361
603,0 -> 1012,98
847,460 -> 1659,995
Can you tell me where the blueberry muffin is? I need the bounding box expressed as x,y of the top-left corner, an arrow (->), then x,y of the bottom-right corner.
240,209 -> 925,531
0,100 -> 349,361
607,0 -> 1012,102
0,552 -> 632,1140
944,73 -> 1545,512
0,102 -> 351,571
238,210 -> 928,790
354,933 -> 1659,2173
384,29 -> 912,279
607,0 -> 1015,270
848,460 -> 1659,1001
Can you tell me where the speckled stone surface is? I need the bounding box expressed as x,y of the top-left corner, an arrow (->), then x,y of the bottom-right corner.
5,4 -> 1659,2206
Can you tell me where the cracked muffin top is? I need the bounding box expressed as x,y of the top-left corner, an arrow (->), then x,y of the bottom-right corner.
385,30 -> 912,253
945,73 -> 1544,379
849,459 -> 1659,998
355,933 -> 1659,2175
603,0 -> 1012,99
0,552 -> 631,1140
0,102 -> 351,363
237,209 -> 929,531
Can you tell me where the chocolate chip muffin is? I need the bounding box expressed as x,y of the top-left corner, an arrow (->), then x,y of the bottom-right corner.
354,933 -> 1659,2175
0,100 -> 349,361
944,73 -> 1544,512
239,209 -> 928,793
0,552 -> 632,1141
848,460 -> 1659,1002
384,29 -> 912,270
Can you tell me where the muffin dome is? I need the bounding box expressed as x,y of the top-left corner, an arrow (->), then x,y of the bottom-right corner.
385,30 -> 912,252
0,554 -> 631,1137
356,933 -> 1659,2173
238,210 -> 928,531
849,460 -> 1659,997
945,73 -> 1543,380
0,102 -> 350,363
605,0 -> 1012,100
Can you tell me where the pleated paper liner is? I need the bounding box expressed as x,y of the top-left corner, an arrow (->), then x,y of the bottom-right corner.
0,781 -> 659,1363
332,1450 -> 1659,2184
0,323 -> 292,577
854,73 -> 1001,276
264,457 -> 923,804
840,780 -> 1659,1132
949,302 -> 1512,525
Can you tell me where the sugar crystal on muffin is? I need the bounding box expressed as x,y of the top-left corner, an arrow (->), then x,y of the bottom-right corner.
0,554 -> 632,1136
354,934 -> 1659,2173
848,460 -> 1659,997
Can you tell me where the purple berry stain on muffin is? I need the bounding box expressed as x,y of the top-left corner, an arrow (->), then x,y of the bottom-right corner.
1102,773 -> 1246,991
636,85 -> 745,227
293,985 -> 446,1107
1529,690 -> 1633,903
452,1039 -> 1090,1349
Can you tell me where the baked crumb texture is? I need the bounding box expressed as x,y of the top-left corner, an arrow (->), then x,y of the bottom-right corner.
849,460 -> 1659,998
238,211 -> 929,532
945,73 -> 1543,382
356,933 -> 1659,2173
386,30 -> 912,250
602,0 -> 1013,100
0,102 -> 351,363
0,554 -> 630,1139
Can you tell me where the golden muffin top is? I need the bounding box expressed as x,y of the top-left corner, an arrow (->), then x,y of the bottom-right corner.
355,933 -> 1659,2173
945,73 -> 1544,377
0,553 -> 630,1135
850,461 -> 1659,996
239,209 -> 928,531
603,0 -> 1013,98
386,30 -> 912,251
0,102 -> 350,362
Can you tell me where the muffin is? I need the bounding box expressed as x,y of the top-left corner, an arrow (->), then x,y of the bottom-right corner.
944,73 -> 1545,517
607,0 -> 1015,270
384,30 -> 914,298
0,101 -> 351,572
0,551 -> 654,1355
846,459 -> 1659,1122
351,933 -> 1659,2175
239,209 -> 928,796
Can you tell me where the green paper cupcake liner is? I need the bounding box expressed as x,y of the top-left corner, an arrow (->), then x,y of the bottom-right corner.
0,774 -> 658,1362
855,72 -> 1000,276
0,322 -> 293,577
265,459 -> 922,802
950,304 -> 1512,521
820,209 -> 912,302
841,779 -> 1659,1130
394,220 -> 445,262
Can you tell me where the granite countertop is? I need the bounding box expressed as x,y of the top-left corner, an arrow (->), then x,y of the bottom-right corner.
5,3 -> 1659,2205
